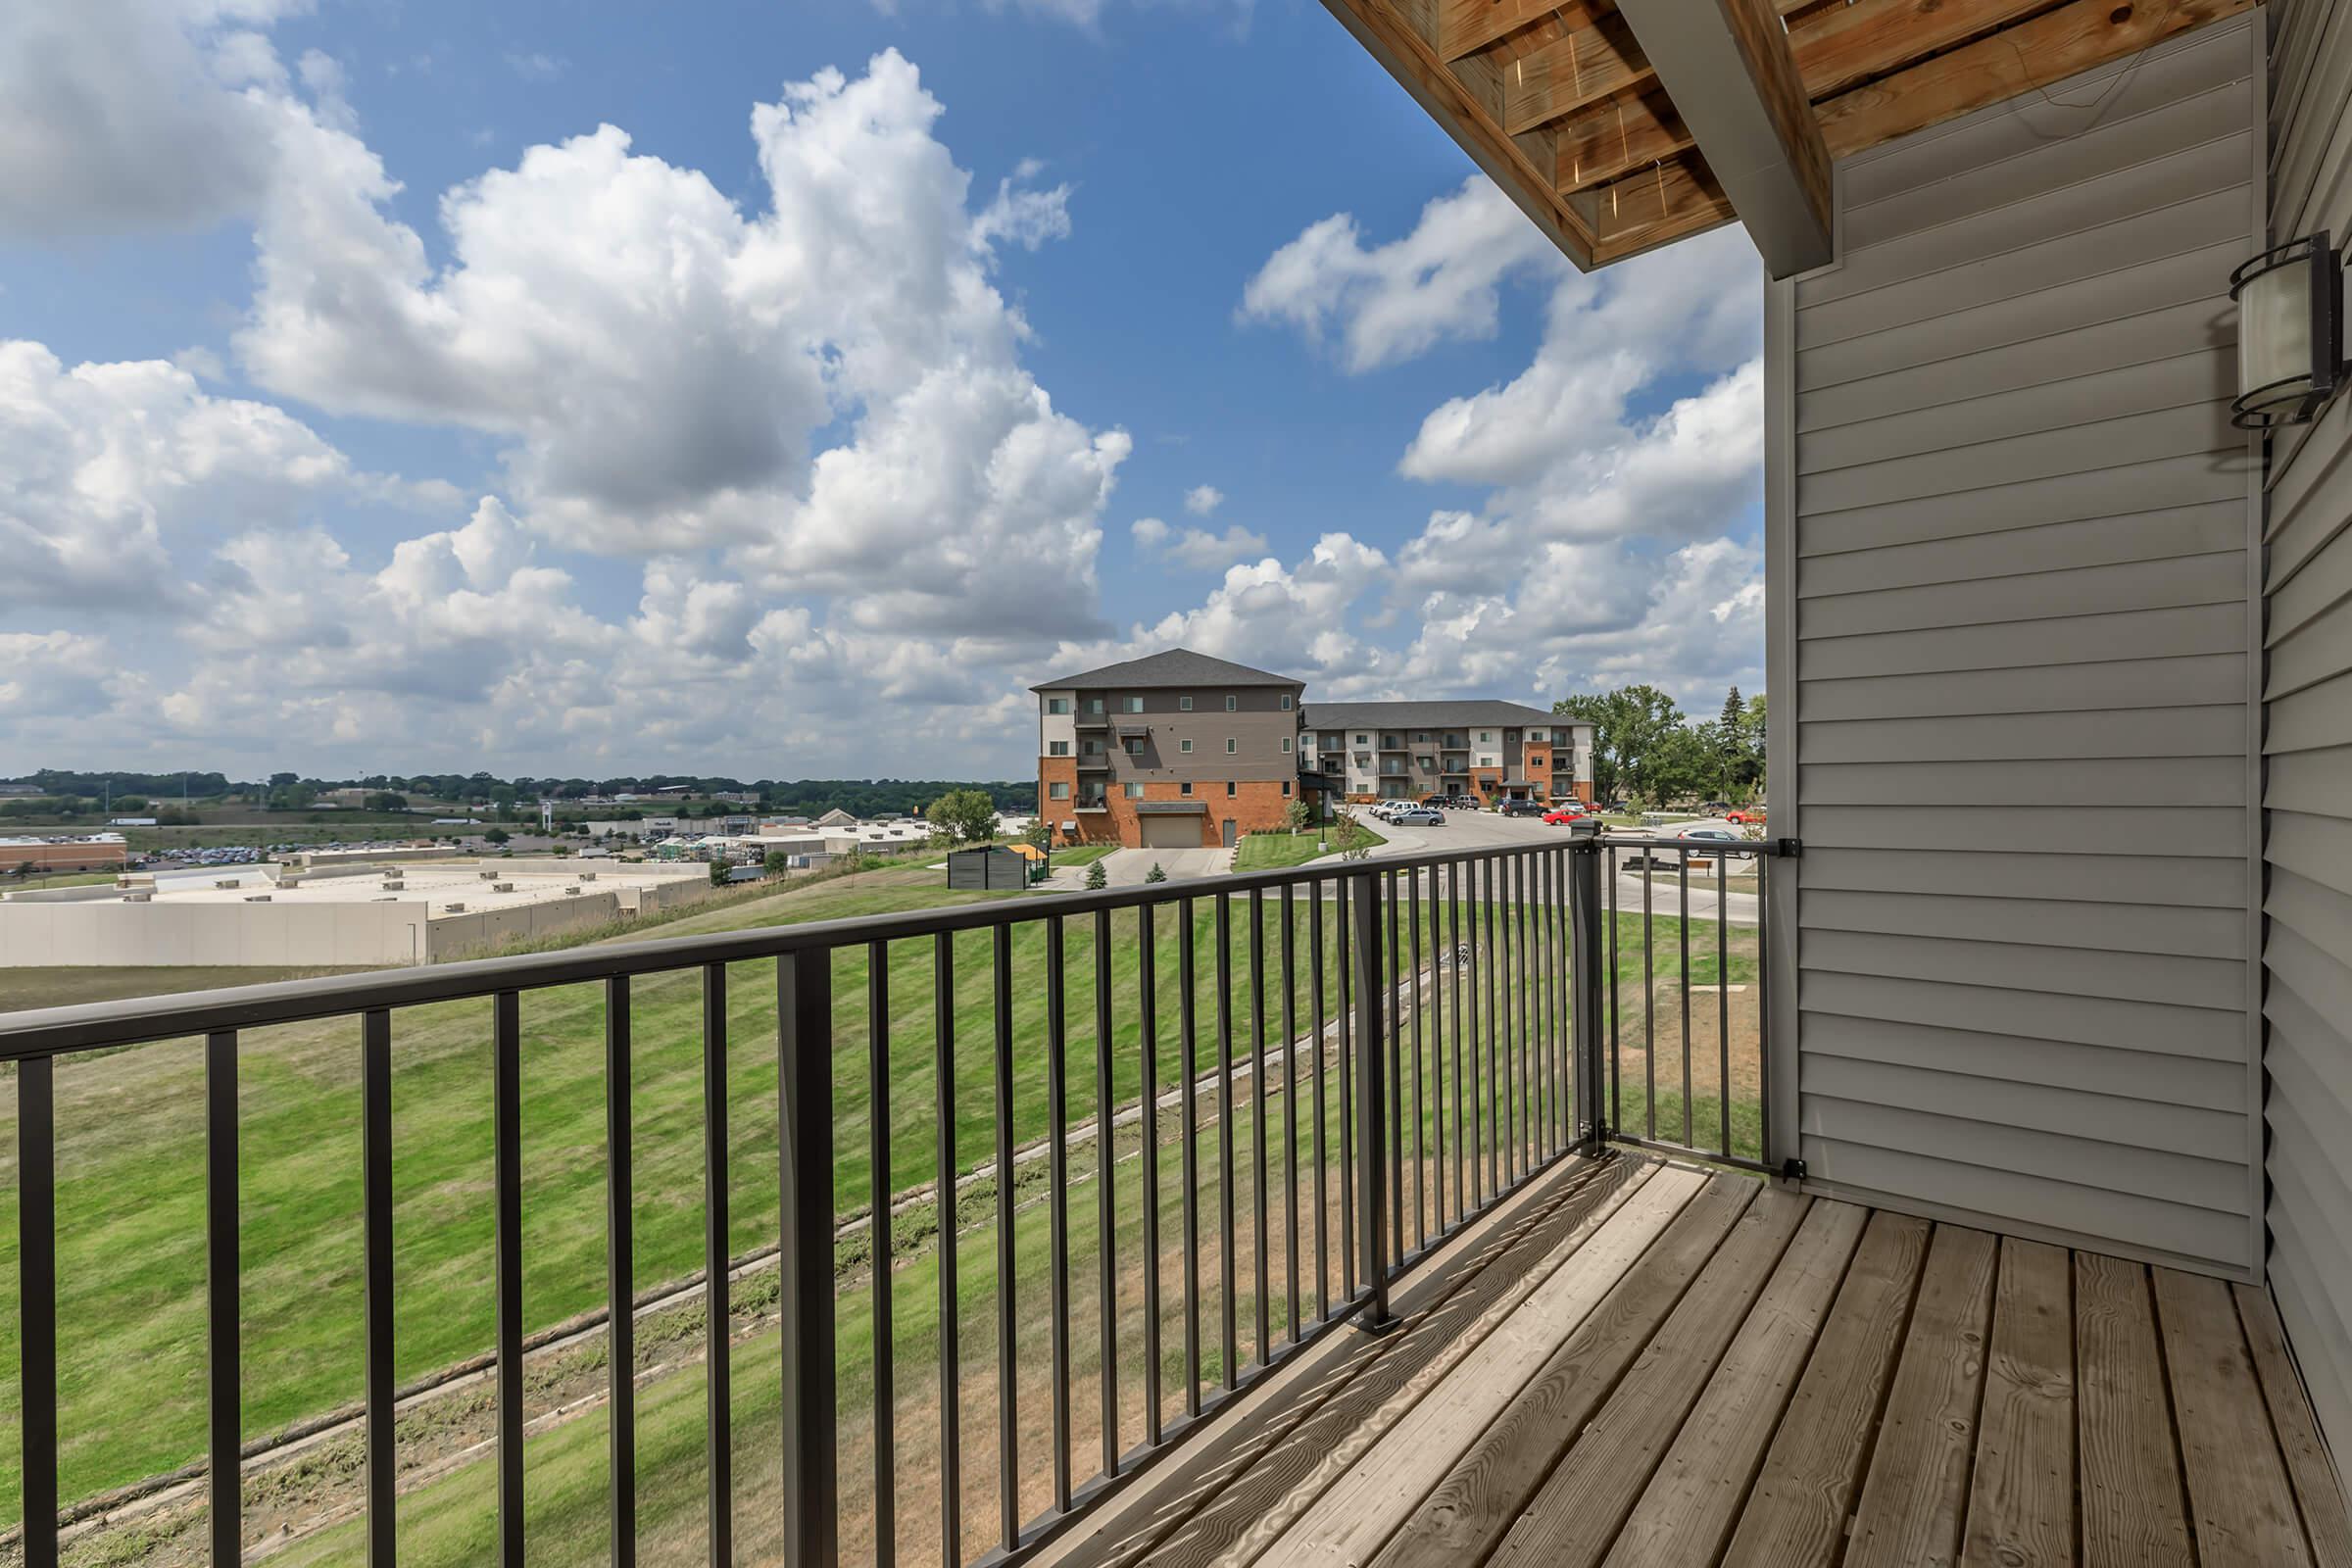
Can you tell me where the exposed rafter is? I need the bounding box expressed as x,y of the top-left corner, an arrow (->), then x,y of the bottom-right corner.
1618,0 -> 1832,275
1319,0 -> 1596,267
1575,153 -> 1738,265
1499,11 -> 1652,136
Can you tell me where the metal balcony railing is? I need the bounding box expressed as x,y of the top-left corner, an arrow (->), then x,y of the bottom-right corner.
0,836 -> 1785,1567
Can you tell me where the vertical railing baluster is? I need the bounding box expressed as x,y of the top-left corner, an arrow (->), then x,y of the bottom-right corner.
1483,858 -> 1499,1200
1178,900 -> 1202,1417
702,969 -> 732,1568
1373,879 -> 1392,1269
1554,849 -> 1571,1152
1045,918 -> 1073,1514
1535,854 -> 1551,1159
1214,895 -> 1238,1394
1427,864 -> 1446,1234
1408,868 -> 1424,1252
1758,855 -> 1773,1163
1349,869 -> 1394,1329
1720,854 -> 1734,1158
19,1054 -> 57,1568
868,946 -> 896,1565
1506,856 -> 1523,1179
1608,847 -> 1622,1139
1308,882 -> 1328,1320
493,995 -> 523,1568
778,949 -> 838,1568
1642,855 -> 1656,1141
1279,884 -> 1300,1343
606,979 -> 636,1568
362,1007 -> 396,1567
991,925 -> 1019,1552
1138,906 -> 1162,1445
1571,844 -> 1607,1154
1091,907 -> 1118,1480
1524,855 -> 1539,1165
1680,857 -> 1693,1149
1249,889 -> 1269,1366
1336,876 -> 1354,1302
206,1030 -> 241,1568
1448,863 -> 1463,1222
932,933 -> 960,1565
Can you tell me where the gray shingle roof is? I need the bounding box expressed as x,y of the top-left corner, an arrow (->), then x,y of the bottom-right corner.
1300,700 -> 1579,730
1032,647 -> 1303,692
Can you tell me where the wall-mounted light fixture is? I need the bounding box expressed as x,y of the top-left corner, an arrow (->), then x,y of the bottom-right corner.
2230,230 -> 2344,429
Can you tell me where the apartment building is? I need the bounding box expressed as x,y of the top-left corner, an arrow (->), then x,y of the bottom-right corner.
1299,702 -> 1594,804
1034,648 -> 1304,849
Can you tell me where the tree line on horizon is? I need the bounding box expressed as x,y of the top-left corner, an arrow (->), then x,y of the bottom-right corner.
1552,685 -> 1765,808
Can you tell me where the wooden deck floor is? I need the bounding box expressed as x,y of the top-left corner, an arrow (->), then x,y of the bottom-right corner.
1049,1152 -> 2352,1568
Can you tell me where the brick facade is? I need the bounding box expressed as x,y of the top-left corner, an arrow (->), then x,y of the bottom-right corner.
1046,777 -> 1295,849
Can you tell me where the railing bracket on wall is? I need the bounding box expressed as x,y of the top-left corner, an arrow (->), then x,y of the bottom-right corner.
1780,1156 -> 1808,1182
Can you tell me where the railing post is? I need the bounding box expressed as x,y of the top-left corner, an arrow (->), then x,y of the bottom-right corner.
1348,867 -> 1399,1336
1570,841 -> 1608,1156
777,947 -> 838,1568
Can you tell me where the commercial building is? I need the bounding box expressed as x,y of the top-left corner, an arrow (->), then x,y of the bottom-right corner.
0,859 -> 713,967
1299,703 -> 1595,805
1034,649 -> 1305,849
0,834 -> 129,873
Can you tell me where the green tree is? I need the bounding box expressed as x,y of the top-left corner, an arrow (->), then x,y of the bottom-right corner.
926,788 -> 1000,846
763,849 -> 790,876
482,827 -> 510,846
1553,685 -> 1690,807
1144,862 -> 1168,884
1333,812 -> 1372,861
365,791 -> 410,812
1286,798 -> 1313,834
1086,860 -> 1107,891
710,858 -> 730,886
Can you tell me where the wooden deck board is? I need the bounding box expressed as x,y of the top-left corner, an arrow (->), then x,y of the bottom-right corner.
1717,1208 -> 1929,1568
2157,1267 -> 2315,1568
1370,1174 -> 1759,1568
1489,1187 -> 1818,1567
2075,1251 -> 2194,1567
1961,1237 -> 2076,1568
1601,1200 -> 1870,1568
1059,1154 -> 2352,1568
1234,1161 -> 1702,1568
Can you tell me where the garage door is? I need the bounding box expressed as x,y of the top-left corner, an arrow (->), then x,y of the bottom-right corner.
1138,814 -> 1200,849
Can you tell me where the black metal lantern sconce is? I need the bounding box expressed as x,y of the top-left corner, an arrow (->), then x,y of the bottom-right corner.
2230,230 -> 2346,430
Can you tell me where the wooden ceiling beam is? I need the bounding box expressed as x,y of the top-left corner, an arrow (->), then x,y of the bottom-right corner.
1439,0 -> 1610,63
1787,0 -> 2069,104
1500,12 -> 1655,135
1578,154 -> 1739,264
1319,0 -> 1597,266
1815,0 -> 2256,160
1617,0 -> 1833,275
1554,87 -> 1690,193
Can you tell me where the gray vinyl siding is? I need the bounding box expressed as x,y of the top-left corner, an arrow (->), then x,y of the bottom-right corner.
2263,0 -> 2352,1468
1772,14 -> 2264,1276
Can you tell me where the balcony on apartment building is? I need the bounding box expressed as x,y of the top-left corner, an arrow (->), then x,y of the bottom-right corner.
4,2 -> 2349,1565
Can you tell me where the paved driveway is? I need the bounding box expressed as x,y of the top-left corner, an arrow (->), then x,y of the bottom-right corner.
1095,845 -> 1233,885
1350,808 -> 1761,925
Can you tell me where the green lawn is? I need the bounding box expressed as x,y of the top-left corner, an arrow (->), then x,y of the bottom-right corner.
1230,824 -> 1386,873
0,868 -> 1357,1519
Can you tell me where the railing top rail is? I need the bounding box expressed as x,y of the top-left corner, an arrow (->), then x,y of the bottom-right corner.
0,834 -> 1777,1059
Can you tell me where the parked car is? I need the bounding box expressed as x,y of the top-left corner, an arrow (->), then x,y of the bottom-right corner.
1389,806 -> 1443,827
1619,827 -> 1747,868
1726,807 -> 1767,825
1542,806 -> 1587,825
1499,799 -> 1546,818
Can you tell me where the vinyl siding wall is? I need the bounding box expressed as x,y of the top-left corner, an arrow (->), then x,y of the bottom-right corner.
1768,14 -> 2264,1277
2263,0 -> 2352,1468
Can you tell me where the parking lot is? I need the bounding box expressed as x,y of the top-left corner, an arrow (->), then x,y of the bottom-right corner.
1351,805 -> 1761,925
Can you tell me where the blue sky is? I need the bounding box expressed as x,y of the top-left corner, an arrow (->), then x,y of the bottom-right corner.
0,0 -> 1765,780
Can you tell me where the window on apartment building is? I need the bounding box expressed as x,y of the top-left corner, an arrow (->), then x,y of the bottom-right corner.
1281,737 -> 1293,753
1354,733 -> 1368,745
1181,782 -> 1193,797
1180,695 -> 1194,711
1225,695 -> 1238,711
1047,697 -> 1070,715
1226,781 -> 1237,798
1479,731 -> 1492,743
1086,697 -> 1104,714
1124,783 -> 1145,799
1180,738 -> 1193,754
1417,756 -> 1434,770
1280,694 -> 1294,710
1221,738 -> 1235,755
1082,738 -> 1103,756
1124,738 -> 1146,757
1282,781 -> 1292,797
1120,695 -> 1144,713
1049,741 -> 1070,757
1527,729 -> 1545,742
1049,781 -> 1070,800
